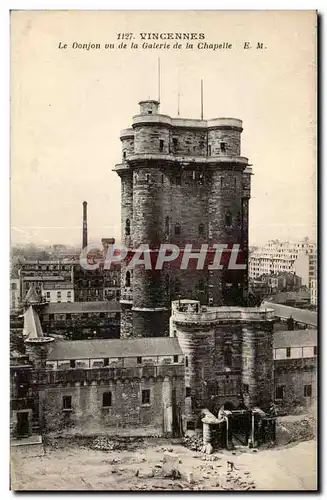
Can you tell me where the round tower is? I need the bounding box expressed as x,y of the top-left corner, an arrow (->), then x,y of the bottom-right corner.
171,300 -> 216,430
206,119 -> 248,307
25,337 -> 54,369
113,101 -> 252,337
241,320 -> 274,409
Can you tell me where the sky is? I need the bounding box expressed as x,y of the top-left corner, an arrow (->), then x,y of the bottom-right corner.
10,10 -> 317,247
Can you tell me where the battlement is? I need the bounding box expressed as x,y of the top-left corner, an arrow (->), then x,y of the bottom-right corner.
171,299 -> 275,324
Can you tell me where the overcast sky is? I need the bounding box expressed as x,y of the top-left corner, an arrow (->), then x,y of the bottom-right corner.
11,10 -> 316,247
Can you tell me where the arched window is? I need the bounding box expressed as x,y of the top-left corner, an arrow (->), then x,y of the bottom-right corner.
198,223 -> 204,236
224,346 -> 233,367
125,218 -> 130,236
225,212 -> 232,227
125,271 -> 131,288
165,216 -> 170,235
165,274 -> 170,295
174,223 -> 181,236
146,173 -> 150,183
198,279 -> 205,292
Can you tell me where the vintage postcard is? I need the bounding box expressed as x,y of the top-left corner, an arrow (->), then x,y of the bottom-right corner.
10,10 -> 317,491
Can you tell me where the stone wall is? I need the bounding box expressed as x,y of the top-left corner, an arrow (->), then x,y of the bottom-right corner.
274,358 -> 317,410
39,369 -> 184,436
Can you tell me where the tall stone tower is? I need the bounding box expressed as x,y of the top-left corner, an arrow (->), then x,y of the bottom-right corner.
114,100 -> 251,338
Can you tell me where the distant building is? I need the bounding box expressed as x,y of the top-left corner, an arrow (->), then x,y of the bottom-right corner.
310,278 -> 317,306
249,239 -> 316,279
41,282 -> 75,303
72,263 -> 120,302
39,300 -> 121,339
269,290 -> 311,309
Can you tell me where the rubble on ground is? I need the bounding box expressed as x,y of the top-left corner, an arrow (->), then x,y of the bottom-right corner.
277,416 -> 316,444
182,434 -> 203,452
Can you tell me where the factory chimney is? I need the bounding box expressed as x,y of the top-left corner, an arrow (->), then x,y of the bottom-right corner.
82,201 -> 88,249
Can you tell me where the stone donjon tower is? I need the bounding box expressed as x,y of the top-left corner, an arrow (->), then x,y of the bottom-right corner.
114,100 -> 252,339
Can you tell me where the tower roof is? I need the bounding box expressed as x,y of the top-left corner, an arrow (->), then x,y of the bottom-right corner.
23,305 -> 44,339
24,284 -> 41,304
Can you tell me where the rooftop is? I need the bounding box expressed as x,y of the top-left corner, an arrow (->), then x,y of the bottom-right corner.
171,300 -> 275,323
47,337 -> 183,360
43,301 -> 121,314
23,306 -> 44,339
262,301 -> 317,327
273,330 -> 317,349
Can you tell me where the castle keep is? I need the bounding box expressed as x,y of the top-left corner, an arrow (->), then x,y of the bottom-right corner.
114,100 -> 251,339
11,98 -> 279,447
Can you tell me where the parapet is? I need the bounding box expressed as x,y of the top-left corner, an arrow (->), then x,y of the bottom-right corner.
171,299 -> 275,324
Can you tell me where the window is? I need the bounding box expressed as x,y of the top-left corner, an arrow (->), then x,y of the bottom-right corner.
159,140 -> 164,152
57,291 -> 61,299
208,144 -> 212,156
100,312 -> 105,319
185,356 -> 188,368
148,110 -> 152,114
220,141 -> 226,152
165,216 -> 170,235
286,347 -> 291,358
63,396 -> 72,410
176,175 -> 182,186
102,392 -> 112,407
70,360 -> 76,369
66,313 -> 71,320
234,177 -> 237,189
186,421 -> 195,430
49,314 -> 54,320
123,151 -> 126,159
172,137 -> 178,150
165,274 -> 170,295
146,173 -> 150,183
137,356 -> 142,364
314,346 -> 317,356
220,177 -> 224,189
224,346 -> 233,367
67,291 -> 71,298
275,385 -> 285,400
46,292 -> 51,299
242,384 -> 249,394
175,279 -> 181,294
173,355 -> 179,363
174,223 -> 181,236
225,212 -> 232,227
104,358 -> 109,366
161,174 -> 164,184
304,384 -> 312,397
142,389 -> 150,405
198,223 -> 204,236
198,279 -> 205,292
125,271 -> 131,288
125,218 -> 131,236
186,387 -> 191,398
11,283 -> 17,290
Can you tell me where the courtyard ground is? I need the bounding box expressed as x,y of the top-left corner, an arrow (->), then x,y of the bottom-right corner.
10,437 -> 317,491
